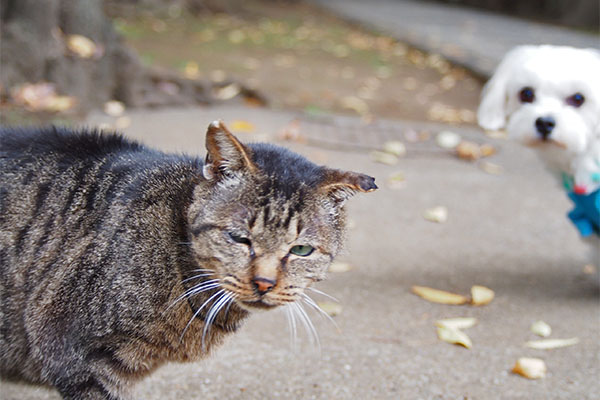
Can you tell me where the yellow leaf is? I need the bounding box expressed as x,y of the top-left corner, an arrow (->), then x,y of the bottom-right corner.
423,206 -> 448,223
340,96 -> 369,116
437,326 -> 472,348
530,320 -> 552,338
67,34 -> 96,58
370,151 -> 398,166
46,96 -> 76,112
470,285 -> 495,306
183,61 -> 200,79
436,131 -> 461,149
411,285 -> 468,305
525,337 -> 579,350
456,141 -> 481,161
512,357 -> 546,379
213,83 -> 240,100
480,144 -> 496,157
383,141 -> 406,157
480,161 -> 504,175
103,100 -> 125,117
230,120 -> 256,133
436,317 -> 477,330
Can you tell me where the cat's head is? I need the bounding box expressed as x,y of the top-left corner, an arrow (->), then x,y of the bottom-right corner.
187,121 -> 376,312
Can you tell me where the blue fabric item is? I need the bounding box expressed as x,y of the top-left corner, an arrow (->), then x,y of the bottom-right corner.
567,188 -> 600,237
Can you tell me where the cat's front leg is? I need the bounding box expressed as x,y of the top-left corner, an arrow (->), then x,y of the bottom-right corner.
53,372 -> 127,400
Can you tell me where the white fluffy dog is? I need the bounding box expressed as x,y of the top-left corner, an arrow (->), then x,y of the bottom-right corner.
478,45 -> 600,251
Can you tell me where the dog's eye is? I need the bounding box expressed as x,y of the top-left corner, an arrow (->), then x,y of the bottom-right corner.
566,93 -> 585,108
519,87 -> 535,103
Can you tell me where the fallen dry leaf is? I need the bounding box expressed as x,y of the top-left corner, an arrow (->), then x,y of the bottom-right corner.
66,34 -> 96,58
370,151 -> 398,166
436,131 -> 461,149
456,141 -> 481,161
387,172 -> 406,190
103,100 -> 125,117
423,206 -> 448,223
328,261 -> 353,273
382,141 -> 406,157
11,82 -> 76,112
525,337 -> 579,350
45,96 -> 76,113
530,320 -> 552,338
230,120 -> 256,133
437,325 -> 472,348
484,129 -> 508,139
317,301 -> 343,317
411,286 -> 468,305
213,83 -> 241,100
480,144 -> 496,157
183,61 -> 200,79
436,317 -> 477,330
340,96 -> 369,116
480,161 -> 504,175
512,357 -> 546,379
470,285 -> 494,306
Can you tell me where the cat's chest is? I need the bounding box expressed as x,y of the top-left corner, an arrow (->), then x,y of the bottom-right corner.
113,302 -> 244,379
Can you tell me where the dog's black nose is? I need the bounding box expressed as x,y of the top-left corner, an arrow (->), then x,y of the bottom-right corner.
535,117 -> 555,139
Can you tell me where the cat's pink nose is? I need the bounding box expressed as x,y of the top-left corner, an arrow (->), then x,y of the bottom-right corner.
252,277 -> 276,295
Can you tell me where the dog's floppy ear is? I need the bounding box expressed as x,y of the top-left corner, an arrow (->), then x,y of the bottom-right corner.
478,46 -> 532,130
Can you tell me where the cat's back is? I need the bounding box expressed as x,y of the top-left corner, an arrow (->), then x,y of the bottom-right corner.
1,125 -> 143,172
0,126 -> 200,270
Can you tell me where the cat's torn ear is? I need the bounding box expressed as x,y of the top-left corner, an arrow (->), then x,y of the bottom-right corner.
319,169 -> 377,203
203,120 -> 257,181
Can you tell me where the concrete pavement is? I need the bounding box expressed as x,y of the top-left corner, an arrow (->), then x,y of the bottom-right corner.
2,105 -> 598,399
310,0 -> 599,77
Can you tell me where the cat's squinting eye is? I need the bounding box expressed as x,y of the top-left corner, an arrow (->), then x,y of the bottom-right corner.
228,232 -> 251,246
290,245 -> 314,257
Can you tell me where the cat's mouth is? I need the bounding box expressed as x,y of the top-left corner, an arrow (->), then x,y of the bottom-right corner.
238,299 -> 278,310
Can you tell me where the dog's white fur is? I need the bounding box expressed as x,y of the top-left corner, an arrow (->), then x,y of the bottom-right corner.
478,45 -> 600,180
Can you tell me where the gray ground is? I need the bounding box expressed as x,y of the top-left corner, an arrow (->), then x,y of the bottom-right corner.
2,105 -> 598,399
310,0 -> 599,77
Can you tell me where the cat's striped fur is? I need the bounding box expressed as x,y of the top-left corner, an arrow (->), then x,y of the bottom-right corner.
0,121 -> 376,399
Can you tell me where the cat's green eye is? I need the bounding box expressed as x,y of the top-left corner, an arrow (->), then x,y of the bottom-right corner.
290,245 -> 314,257
228,232 -> 251,246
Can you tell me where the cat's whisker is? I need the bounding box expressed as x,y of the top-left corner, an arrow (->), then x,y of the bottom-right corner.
180,283 -> 221,303
291,302 -> 321,352
284,305 -> 298,351
180,289 -> 225,342
182,279 -> 221,295
180,273 -> 214,284
222,292 -> 238,321
306,287 -> 339,303
201,291 -> 234,351
300,293 -> 340,333
191,268 -> 214,273
167,279 -> 221,311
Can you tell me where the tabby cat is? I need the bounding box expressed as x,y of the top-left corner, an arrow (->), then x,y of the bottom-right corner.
0,121 -> 376,399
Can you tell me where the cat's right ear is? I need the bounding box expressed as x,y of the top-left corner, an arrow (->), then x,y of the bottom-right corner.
203,120 -> 257,181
